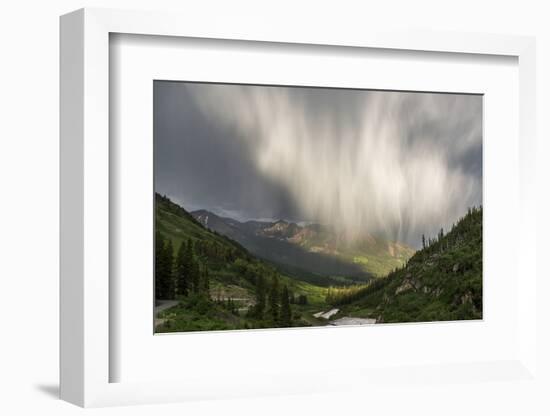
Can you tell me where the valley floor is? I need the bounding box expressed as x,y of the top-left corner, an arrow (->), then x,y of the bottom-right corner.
156,298 -> 378,332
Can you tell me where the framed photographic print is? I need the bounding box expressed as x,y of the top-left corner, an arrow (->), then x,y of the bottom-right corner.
153,81 -> 482,334
60,8 -> 539,408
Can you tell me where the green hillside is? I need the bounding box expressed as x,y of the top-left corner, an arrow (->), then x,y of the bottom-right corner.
156,194 -> 482,331
155,194 -> 327,332
327,206 -> 483,323
280,223 -> 414,278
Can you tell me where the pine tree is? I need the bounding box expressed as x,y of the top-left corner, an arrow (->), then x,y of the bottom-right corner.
268,275 -> 280,325
279,285 -> 291,327
190,256 -> 200,294
175,240 -> 189,297
422,234 -> 426,249
288,290 -> 295,305
155,230 -> 165,300
184,240 -> 200,294
200,266 -> 210,297
184,239 -> 194,288
155,232 -> 175,300
163,239 -> 175,299
254,275 -> 266,319
297,294 -> 308,305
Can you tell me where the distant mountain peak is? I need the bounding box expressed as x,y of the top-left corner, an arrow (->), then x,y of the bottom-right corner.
193,208 -> 225,217
188,205 -> 414,277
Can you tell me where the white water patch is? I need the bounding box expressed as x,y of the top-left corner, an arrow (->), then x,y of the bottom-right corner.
313,308 -> 340,319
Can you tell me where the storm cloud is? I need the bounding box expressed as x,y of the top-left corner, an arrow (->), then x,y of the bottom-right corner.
154,81 -> 482,247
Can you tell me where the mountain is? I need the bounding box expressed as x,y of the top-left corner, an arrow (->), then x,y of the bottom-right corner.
155,193 -> 329,332
191,209 -> 414,280
155,194 -> 326,300
156,194 -> 481,331
328,206 -> 483,323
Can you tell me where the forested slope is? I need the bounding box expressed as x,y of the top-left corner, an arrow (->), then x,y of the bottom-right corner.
155,193 -> 326,332
328,207 -> 483,323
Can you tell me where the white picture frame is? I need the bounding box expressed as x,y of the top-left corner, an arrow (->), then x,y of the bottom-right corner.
60,8 -> 538,408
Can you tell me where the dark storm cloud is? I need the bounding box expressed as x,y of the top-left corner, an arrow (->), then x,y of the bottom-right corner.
154,81 -> 482,246
154,81 -> 301,221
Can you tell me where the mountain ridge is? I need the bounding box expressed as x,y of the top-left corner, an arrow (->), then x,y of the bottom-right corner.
155,193 -> 327,300
191,208 -> 415,278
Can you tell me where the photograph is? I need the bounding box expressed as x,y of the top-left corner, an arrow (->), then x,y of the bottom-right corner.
154,81 -> 483,333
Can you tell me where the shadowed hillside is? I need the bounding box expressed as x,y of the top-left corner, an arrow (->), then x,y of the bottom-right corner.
191,209 -> 414,280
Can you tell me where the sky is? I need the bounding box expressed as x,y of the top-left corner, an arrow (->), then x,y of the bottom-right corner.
154,81 -> 482,247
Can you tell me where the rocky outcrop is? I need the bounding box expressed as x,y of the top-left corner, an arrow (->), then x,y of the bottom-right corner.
461,291 -> 473,305
395,280 -> 415,295
395,273 -> 425,295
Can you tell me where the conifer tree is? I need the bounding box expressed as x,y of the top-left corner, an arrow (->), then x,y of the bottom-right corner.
155,230 -> 165,300
280,285 -> 292,327
200,266 -> 210,297
254,275 -> 266,319
184,240 -> 199,294
297,294 -> 308,305
184,238 -> 194,281
155,231 -> 175,299
175,240 -> 189,297
288,290 -> 295,305
190,256 -> 200,294
268,275 -> 280,325
163,239 -> 175,299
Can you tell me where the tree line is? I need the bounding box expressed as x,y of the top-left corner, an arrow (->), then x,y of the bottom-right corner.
419,205 -> 482,258
155,230 -> 210,300
247,274 -> 294,327
156,230 -> 306,328
325,277 -> 392,306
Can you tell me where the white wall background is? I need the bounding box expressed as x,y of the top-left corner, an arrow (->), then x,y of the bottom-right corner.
0,1 -> 548,415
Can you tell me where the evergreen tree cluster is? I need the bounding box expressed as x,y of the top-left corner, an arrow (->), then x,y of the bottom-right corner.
155,230 -> 210,300
249,274 -> 293,327
155,193 -> 318,332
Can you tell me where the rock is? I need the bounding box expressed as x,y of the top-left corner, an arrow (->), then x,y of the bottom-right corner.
395,280 -> 414,295
461,292 -> 473,305
411,279 -> 423,290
